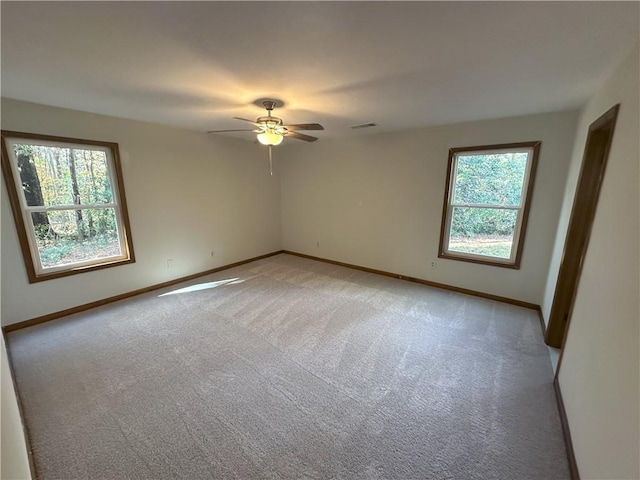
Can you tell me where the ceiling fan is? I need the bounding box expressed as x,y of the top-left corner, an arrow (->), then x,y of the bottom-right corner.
208,100 -> 324,175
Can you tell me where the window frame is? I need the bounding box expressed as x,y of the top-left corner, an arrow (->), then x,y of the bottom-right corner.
1,130 -> 135,283
438,141 -> 540,269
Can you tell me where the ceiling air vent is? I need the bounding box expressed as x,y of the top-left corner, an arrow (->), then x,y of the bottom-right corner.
349,122 -> 378,130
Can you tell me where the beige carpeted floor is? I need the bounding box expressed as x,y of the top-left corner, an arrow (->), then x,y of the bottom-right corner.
7,253 -> 569,479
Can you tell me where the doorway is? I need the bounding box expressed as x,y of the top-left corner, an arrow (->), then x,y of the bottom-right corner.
545,104 -> 620,348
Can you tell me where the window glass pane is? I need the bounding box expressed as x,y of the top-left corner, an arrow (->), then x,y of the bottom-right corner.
448,207 -> 517,259
453,152 -> 528,206
31,208 -> 121,268
14,144 -> 113,207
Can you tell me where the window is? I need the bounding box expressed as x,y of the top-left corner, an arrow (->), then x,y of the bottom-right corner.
1,131 -> 135,282
438,141 -> 540,269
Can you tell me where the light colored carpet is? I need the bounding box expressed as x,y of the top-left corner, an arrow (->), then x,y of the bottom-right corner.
7,253 -> 569,479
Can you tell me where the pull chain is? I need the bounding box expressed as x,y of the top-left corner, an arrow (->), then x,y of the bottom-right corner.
268,145 -> 273,176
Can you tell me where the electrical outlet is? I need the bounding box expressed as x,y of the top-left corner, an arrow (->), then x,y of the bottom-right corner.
430,261 -> 436,269
317,242 -> 320,248
167,259 -> 173,268
210,250 -> 215,257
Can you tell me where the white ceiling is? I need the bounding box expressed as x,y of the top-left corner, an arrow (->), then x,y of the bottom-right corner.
1,2 -> 638,140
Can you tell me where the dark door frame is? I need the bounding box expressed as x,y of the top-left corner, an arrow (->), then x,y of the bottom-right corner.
545,104 -> 620,349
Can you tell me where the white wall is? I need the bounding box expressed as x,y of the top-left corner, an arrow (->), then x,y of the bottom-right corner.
552,46 -> 639,479
1,99 -> 282,326
1,336 -> 32,480
280,111 -> 578,305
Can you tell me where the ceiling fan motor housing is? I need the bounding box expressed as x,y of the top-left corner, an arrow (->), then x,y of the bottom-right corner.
257,116 -> 284,127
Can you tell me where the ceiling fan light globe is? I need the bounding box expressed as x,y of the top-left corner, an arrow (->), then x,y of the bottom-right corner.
257,131 -> 284,146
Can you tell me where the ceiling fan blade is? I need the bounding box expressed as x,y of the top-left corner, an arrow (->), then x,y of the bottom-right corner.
285,131 -> 318,142
233,117 -> 262,127
207,129 -> 255,133
285,123 -> 324,131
